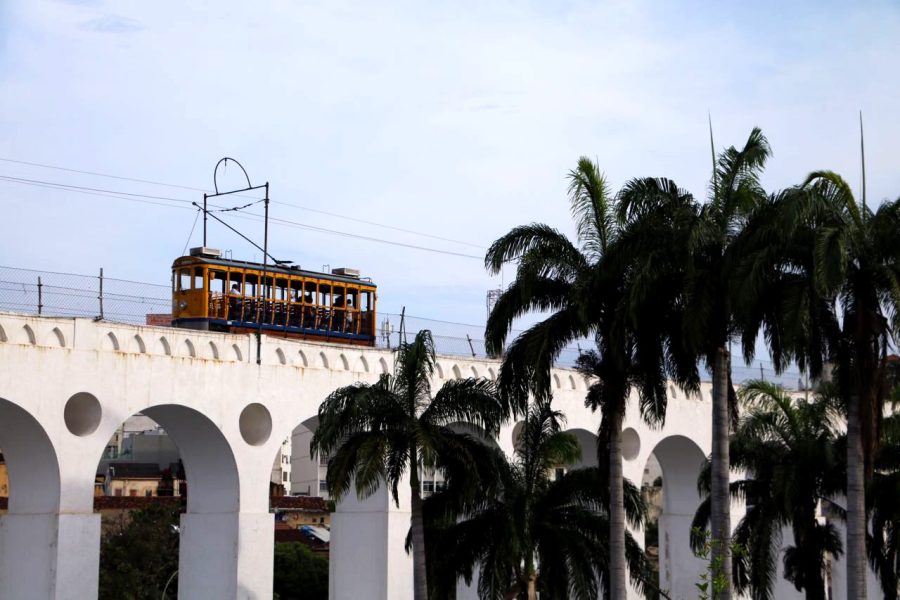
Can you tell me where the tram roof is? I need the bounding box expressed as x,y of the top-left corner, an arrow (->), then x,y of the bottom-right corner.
172,255 -> 377,287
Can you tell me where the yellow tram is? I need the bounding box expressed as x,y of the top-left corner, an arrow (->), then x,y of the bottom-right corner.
171,248 -> 377,346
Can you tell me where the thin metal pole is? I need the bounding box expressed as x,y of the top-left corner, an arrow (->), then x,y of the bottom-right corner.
203,193 -> 208,247
99,268 -> 104,320
466,334 -> 476,358
860,111 -> 867,218
257,183 -> 269,366
37,276 -> 43,315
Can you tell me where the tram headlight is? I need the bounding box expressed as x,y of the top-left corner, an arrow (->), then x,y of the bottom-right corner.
178,301 -> 188,310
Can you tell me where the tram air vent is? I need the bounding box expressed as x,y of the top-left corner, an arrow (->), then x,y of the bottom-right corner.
331,267 -> 360,278
189,247 -> 223,258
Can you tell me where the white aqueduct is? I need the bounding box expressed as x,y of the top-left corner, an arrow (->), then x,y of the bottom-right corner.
0,312 -> 877,599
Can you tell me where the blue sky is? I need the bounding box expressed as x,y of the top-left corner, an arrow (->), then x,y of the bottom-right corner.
0,0 -> 898,336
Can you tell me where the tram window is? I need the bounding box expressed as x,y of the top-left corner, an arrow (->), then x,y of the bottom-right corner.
360,291 -> 371,312
262,276 -> 274,299
333,286 -> 345,308
179,270 -> 191,291
209,271 -> 227,295
290,280 -> 303,302
346,288 -> 358,310
275,279 -> 288,301
244,274 -> 258,298
228,272 -> 243,295
319,284 -> 331,306
304,281 -> 317,304
193,268 -> 204,290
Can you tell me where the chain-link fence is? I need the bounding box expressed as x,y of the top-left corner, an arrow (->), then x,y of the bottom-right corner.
0,265 -> 170,323
0,264 -> 803,388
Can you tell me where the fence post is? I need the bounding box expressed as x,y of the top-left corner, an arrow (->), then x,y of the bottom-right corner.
98,268 -> 104,320
466,334 -> 476,358
37,276 -> 43,315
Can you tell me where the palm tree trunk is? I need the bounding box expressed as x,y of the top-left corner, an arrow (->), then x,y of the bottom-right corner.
609,405 -> 628,600
710,346 -> 732,600
410,446 -> 428,600
526,573 -> 538,600
846,394 -> 867,600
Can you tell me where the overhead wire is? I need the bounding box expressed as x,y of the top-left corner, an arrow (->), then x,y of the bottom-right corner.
0,173 -> 484,260
0,156 -> 484,249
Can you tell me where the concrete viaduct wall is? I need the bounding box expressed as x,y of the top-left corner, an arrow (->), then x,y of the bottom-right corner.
0,312 -> 863,599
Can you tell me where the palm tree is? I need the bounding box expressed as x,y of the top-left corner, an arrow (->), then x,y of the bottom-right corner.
691,381 -> 846,600
868,411 -> 900,600
674,128 -> 772,600
736,174 -> 900,599
484,159 -> 696,599
424,399 -> 654,600
310,329 -> 507,600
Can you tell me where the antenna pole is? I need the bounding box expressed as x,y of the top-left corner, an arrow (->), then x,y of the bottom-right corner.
708,112 -> 718,199
860,111 -> 867,217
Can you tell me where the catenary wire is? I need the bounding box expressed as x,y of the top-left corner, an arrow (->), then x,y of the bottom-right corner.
0,157 -> 484,248
0,174 -> 484,260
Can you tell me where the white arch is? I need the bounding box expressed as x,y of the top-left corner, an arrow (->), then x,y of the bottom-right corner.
646,435 -> 708,598
297,350 -> 309,367
133,334 -> 146,354
318,352 -> 329,369
470,365 -> 479,378
379,357 -> 389,374
20,324 -> 36,345
183,338 -> 196,358
435,363 -> 444,379
158,336 -> 172,356
452,365 -> 462,380
356,355 -> 369,373
487,367 -> 496,381
339,353 -> 350,371
0,397 -> 63,598
553,373 -> 562,389
232,344 -> 243,362
209,341 -> 220,360
0,323 -> 7,342
567,374 -> 576,390
564,428 -> 599,470
275,348 -> 287,365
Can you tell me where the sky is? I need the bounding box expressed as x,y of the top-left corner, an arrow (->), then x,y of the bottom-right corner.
1,0 -> 899,339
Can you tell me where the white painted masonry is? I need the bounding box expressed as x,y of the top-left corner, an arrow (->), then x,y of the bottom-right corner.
0,312 -> 876,599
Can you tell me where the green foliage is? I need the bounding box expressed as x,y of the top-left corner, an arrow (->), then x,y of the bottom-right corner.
99,505 -> 180,600
693,528 -> 746,600
272,543 -> 328,600
691,381 -> 845,599
424,399 -> 655,600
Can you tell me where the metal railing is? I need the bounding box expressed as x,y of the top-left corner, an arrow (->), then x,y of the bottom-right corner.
0,264 -> 804,387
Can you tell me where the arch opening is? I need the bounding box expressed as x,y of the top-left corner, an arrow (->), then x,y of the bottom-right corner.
92,405 -> 242,598
0,397 -> 64,597
641,435 -> 707,600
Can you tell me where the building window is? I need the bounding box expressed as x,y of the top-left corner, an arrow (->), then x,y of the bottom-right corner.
319,480 -> 328,492
423,481 -> 434,494
129,489 -> 138,497
114,488 -> 123,497
145,489 -> 153,497
554,468 -> 565,481
283,472 -> 288,482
